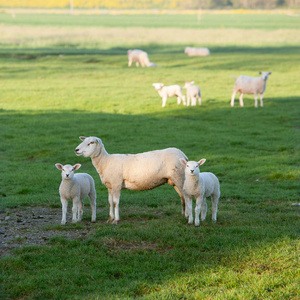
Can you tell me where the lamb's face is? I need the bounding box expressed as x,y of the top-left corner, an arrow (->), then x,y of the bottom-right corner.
152,83 -> 163,90
259,71 -> 272,80
61,164 -> 75,180
75,136 -> 101,158
185,161 -> 200,176
183,81 -> 194,89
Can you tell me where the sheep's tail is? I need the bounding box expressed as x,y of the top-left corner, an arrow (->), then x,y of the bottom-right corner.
230,74 -> 237,80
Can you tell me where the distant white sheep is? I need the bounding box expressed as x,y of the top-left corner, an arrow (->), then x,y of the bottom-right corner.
127,49 -> 157,67
152,83 -> 186,107
184,47 -> 210,57
180,158 -> 220,227
55,163 -> 97,225
75,137 -> 188,224
183,81 -> 202,106
231,72 -> 272,107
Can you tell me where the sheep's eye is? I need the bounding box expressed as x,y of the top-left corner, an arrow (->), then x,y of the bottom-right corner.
187,165 -> 189,168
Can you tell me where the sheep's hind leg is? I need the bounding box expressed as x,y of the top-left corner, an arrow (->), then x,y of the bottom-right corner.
112,190 -> 121,225
231,91 -> 236,107
211,193 -> 219,223
107,191 -> 114,223
239,93 -> 244,107
72,198 -> 79,223
89,191 -> 97,222
254,94 -> 258,108
78,200 -> 84,221
260,94 -> 264,107
200,197 -> 207,221
173,185 -> 185,216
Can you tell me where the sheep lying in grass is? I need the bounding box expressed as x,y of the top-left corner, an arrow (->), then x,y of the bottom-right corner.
127,49 -> 157,67
183,81 -> 202,106
55,163 -> 97,225
75,136 -> 188,224
152,83 -> 186,107
180,158 -> 220,227
184,47 -> 210,57
231,72 -> 272,107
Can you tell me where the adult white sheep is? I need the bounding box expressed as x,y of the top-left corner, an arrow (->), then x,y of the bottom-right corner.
180,158 -> 220,227
184,47 -> 210,57
183,81 -> 202,106
127,49 -> 157,67
152,83 -> 186,107
75,136 -> 188,224
231,72 -> 272,108
55,163 -> 97,225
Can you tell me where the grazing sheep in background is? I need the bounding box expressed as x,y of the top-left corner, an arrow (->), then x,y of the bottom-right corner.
184,47 -> 210,57
180,158 -> 220,227
55,163 -> 97,225
75,136 -> 188,224
183,81 -> 202,106
152,83 -> 186,107
231,72 -> 272,107
127,49 -> 157,67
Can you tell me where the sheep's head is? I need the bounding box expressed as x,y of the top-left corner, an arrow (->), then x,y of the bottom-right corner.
75,136 -> 102,158
184,47 -> 191,54
180,158 -> 206,176
183,81 -> 194,89
259,71 -> 272,80
55,163 -> 81,180
152,83 -> 164,90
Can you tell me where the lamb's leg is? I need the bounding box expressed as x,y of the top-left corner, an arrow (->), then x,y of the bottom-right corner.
211,193 -> 219,223
177,97 -> 181,104
260,94 -> 264,107
136,62 -> 139,67
112,190 -> 121,225
162,97 -> 167,107
200,197 -> 207,221
198,96 -> 202,106
61,198 -> 68,225
182,95 -> 186,105
239,93 -> 244,107
72,198 -> 79,223
78,200 -> 84,221
186,197 -> 193,224
128,59 -> 132,67
186,96 -> 190,106
231,90 -> 236,107
89,190 -> 97,222
194,196 -> 202,226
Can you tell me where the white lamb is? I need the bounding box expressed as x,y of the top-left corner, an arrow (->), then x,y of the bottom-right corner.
231,71 -> 272,108
180,158 -> 220,227
183,81 -> 202,106
152,83 -> 186,107
127,49 -> 157,67
184,47 -> 210,57
55,163 -> 97,225
75,136 -> 188,224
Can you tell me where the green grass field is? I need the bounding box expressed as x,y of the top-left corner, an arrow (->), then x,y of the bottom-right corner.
0,12 -> 299,299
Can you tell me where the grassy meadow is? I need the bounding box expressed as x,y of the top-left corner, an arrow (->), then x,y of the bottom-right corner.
0,12 -> 300,299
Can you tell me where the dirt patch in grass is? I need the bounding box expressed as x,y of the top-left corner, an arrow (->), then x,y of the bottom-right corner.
0,206 -> 99,257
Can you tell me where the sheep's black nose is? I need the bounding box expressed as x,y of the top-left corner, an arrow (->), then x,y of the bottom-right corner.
75,148 -> 78,152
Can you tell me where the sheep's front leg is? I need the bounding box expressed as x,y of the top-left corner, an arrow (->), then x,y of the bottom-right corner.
112,190 -> 121,225
136,62 -> 139,67
177,97 -> 181,105
72,197 -> 80,223
254,93 -> 258,108
200,197 -> 207,221
107,191 -> 114,223
260,94 -> 264,107
128,60 -> 132,67
194,196 -> 203,226
191,97 -> 196,106
187,96 -> 190,106
239,93 -> 244,107
186,197 -> 193,224
162,97 -> 167,107
230,91 -> 236,107
61,198 -> 68,225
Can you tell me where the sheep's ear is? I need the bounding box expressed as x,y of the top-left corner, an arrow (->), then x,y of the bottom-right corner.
259,71 -> 262,74
96,138 -> 101,144
180,158 -> 187,166
79,136 -> 86,141
269,72 -> 272,75
198,159 -> 206,166
191,81 -> 194,84
73,164 -> 81,171
55,163 -> 63,170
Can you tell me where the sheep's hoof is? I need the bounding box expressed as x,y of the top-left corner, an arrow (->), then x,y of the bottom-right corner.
61,222 -> 66,226
195,222 -> 200,227
112,220 -> 118,225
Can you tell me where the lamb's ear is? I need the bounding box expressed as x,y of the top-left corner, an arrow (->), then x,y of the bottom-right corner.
180,158 -> 187,166
73,164 -> 81,171
198,159 -> 206,166
55,163 -> 63,170
96,138 -> 101,144
269,72 -> 272,75
79,136 -> 86,141
259,71 -> 262,74
191,81 -> 195,85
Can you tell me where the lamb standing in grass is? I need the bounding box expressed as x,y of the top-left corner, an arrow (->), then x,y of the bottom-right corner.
152,83 -> 186,107
231,72 -> 272,107
180,158 -> 220,227
127,49 -> 157,67
183,81 -> 202,106
184,47 -> 210,57
55,163 -> 97,225
75,136 -> 188,224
